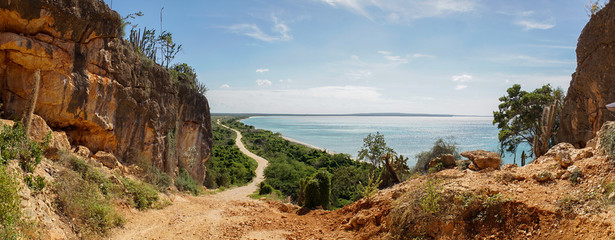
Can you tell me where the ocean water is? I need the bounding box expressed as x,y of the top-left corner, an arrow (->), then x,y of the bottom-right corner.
241,116 -> 528,166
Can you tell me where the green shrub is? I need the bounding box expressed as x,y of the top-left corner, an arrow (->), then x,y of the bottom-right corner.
24,174 -> 45,192
601,125 -> 615,160
175,168 -> 201,196
55,170 -> 124,237
259,182 -> 273,195
419,179 -> 442,213
121,177 -> 159,210
303,178 -> 321,209
133,153 -> 172,191
357,170 -> 382,200
300,170 -> 332,209
569,169 -> 582,185
0,122 -> 49,172
0,166 -> 22,240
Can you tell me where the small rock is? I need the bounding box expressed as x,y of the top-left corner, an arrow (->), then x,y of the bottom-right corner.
556,151 -> 573,168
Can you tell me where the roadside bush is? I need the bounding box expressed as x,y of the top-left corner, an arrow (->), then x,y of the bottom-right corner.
414,138 -> 460,174
175,168 -> 201,196
121,177 -> 159,210
133,153 -> 172,191
55,170 -> 124,237
259,182 -> 273,195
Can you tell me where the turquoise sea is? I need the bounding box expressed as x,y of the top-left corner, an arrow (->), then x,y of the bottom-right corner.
241,116 -> 528,166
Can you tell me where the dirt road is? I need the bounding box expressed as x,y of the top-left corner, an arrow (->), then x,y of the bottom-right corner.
215,120 -> 269,201
108,121 -> 352,239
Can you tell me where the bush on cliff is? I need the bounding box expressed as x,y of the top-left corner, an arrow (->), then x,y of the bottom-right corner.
414,138 -> 460,174
0,122 -> 49,173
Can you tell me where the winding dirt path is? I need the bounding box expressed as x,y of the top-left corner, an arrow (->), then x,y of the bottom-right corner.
215,120 -> 269,200
106,121 -> 356,240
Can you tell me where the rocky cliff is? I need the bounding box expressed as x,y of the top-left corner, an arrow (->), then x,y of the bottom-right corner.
0,0 -> 212,183
558,1 -> 615,147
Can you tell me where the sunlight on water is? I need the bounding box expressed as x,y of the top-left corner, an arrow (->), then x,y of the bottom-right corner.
242,116 -> 530,166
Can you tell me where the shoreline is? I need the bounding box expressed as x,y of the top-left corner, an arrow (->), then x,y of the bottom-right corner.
243,116 -> 336,155
281,136 -> 336,155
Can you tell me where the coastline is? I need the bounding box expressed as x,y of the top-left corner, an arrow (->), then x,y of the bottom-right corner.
282,136 -> 336,155
240,116 -> 336,155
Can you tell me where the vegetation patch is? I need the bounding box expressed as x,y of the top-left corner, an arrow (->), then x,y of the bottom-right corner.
0,122 -> 49,172
175,168 -> 201,196
120,177 -> 159,210
55,169 -> 124,238
415,137 -> 460,174
226,118 -> 374,209
600,125 -> 615,160
388,181 -> 518,239
205,119 -> 257,189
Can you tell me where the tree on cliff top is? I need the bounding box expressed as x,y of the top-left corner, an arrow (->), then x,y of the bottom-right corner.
493,84 -> 563,162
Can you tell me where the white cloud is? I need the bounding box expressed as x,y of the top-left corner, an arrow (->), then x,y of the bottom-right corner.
516,19 -> 556,30
256,68 -> 270,73
256,79 -> 273,87
279,78 -> 293,83
452,74 -> 473,82
321,0 -> 479,21
378,50 -> 408,65
220,84 -> 231,89
345,69 -> 373,80
226,16 -> 292,42
455,84 -> 468,90
412,53 -> 435,58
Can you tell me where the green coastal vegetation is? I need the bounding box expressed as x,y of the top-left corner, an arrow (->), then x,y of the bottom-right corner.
205,117 -> 257,189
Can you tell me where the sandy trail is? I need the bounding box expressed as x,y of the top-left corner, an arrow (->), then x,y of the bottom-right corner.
214,120 -> 269,201
108,121 -> 351,240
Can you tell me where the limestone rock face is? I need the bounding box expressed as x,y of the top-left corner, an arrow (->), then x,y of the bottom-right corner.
461,150 -> 501,170
558,1 -> 615,147
0,0 -> 212,183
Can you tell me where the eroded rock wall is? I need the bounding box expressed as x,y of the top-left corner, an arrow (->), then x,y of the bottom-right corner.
0,0 -> 212,183
558,1 -> 615,147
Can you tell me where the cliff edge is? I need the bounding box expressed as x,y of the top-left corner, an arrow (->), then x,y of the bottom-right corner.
0,0 -> 212,183
558,1 -> 615,147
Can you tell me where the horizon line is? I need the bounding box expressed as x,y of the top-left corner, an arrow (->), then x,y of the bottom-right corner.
211,112 -> 491,117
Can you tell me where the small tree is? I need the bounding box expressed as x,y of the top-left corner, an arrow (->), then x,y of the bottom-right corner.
300,170 -> 332,209
358,132 -> 394,168
492,84 -> 563,161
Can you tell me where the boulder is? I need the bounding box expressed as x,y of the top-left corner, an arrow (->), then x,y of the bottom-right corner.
28,114 -> 51,142
45,131 -> 71,159
429,154 -> 456,169
461,150 -> 501,170
93,151 -> 120,169
74,145 -> 92,159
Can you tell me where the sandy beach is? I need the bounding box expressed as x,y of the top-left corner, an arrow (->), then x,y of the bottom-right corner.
281,136 -> 335,154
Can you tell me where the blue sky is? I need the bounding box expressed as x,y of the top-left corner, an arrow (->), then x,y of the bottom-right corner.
104,0 -> 592,115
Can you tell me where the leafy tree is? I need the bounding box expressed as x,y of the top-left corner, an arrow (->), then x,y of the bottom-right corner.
414,138 -> 460,174
358,132 -> 395,167
492,84 -> 563,161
